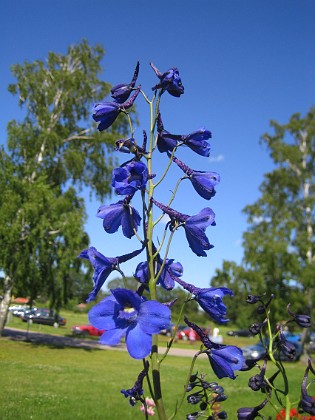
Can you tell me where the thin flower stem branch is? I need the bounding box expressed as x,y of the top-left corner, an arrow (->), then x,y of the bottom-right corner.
160,297 -> 189,363
169,352 -> 202,420
154,230 -> 175,283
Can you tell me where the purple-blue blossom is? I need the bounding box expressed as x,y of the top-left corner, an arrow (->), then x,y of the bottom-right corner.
175,277 -> 233,323
237,399 -> 269,420
150,63 -> 184,97
185,317 -> 244,379
79,246 -> 144,302
112,160 -> 148,195
111,62 -> 140,103
299,360 -> 315,415
134,257 -> 183,290
93,87 -> 140,131
170,154 -> 220,200
88,288 -> 171,359
156,114 -> 211,156
97,199 -> 141,239
152,198 -> 215,257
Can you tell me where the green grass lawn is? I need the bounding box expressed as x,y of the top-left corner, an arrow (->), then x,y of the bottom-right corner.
0,336 -> 311,420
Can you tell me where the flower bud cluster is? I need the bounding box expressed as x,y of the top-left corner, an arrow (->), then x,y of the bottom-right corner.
186,373 -> 227,420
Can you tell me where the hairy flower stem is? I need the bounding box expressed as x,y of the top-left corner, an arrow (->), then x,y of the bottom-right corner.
146,95 -> 167,420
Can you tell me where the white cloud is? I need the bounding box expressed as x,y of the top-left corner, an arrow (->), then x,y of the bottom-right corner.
209,154 -> 224,163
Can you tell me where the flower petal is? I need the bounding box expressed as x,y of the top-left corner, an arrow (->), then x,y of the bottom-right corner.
126,323 -> 152,359
138,300 -> 171,334
99,327 -> 127,345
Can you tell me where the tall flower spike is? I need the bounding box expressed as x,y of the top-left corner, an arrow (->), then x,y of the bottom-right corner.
112,160 -> 148,195
88,288 -> 171,359
150,62 -> 184,97
184,317 -> 244,379
97,198 -> 141,239
174,276 -> 232,323
111,61 -> 140,103
93,86 -> 140,131
169,153 -> 220,200
152,198 -> 215,257
79,245 -> 144,302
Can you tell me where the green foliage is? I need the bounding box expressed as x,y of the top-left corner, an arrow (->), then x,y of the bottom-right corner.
0,40 -> 132,325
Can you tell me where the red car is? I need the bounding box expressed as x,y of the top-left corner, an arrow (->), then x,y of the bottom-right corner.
71,325 -> 105,337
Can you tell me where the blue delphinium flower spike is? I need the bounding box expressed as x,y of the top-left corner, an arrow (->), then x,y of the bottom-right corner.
111,61 -> 140,103
174,276 -> 232,323
93,86 -> 140,131
184,317 -> 244,379
150,62 -> 184,97
112,160 -> 148,195
152,198 -> 215,257
97,198 -> 141,239
88,288 -> 171,359
79,246 -> 144,302
169,153 -> 220,200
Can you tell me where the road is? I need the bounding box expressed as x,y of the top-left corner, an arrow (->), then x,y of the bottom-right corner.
2,327 -> 205,358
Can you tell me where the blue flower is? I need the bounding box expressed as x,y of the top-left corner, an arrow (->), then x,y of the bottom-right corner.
112,160 -> 148,195
196,288 -> 233,323
79,246 -> 144,302
299,360 -> 315,415
170,154 -> 220,200
93,87 -> 140,131
134,257 -> 183,290
97,199 -> 141,239
237,399 -> 268,419
174,277 -> 233,323
287,304 -> 311,328
183,128 -> 212,157
184,208 -> 216,257
111,62 -> 140,103
88,288 -> 171,359
150,63 -> 184,97
156,114 -> 211,157
151,198 -> 215,257
185,317 -> 244,379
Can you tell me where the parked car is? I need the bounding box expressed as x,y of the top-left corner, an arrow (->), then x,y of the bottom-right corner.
242,339 -> 302,362
227,329 -> 253,337
22,308 -> 66,327
72,325 -> 105,337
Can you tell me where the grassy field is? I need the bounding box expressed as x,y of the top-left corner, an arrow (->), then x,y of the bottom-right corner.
0,335 -> 311,420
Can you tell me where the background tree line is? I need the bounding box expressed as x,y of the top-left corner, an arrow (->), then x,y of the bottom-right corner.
211,108 -> 315,329
0,40 -> 133,333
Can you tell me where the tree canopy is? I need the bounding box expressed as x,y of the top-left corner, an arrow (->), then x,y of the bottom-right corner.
0,40 -> 132,333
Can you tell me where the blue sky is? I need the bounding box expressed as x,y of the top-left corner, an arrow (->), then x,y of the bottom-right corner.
1,0 -> 315,289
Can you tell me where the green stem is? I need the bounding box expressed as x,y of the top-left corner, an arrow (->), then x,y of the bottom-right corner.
168,352 -> 201,420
